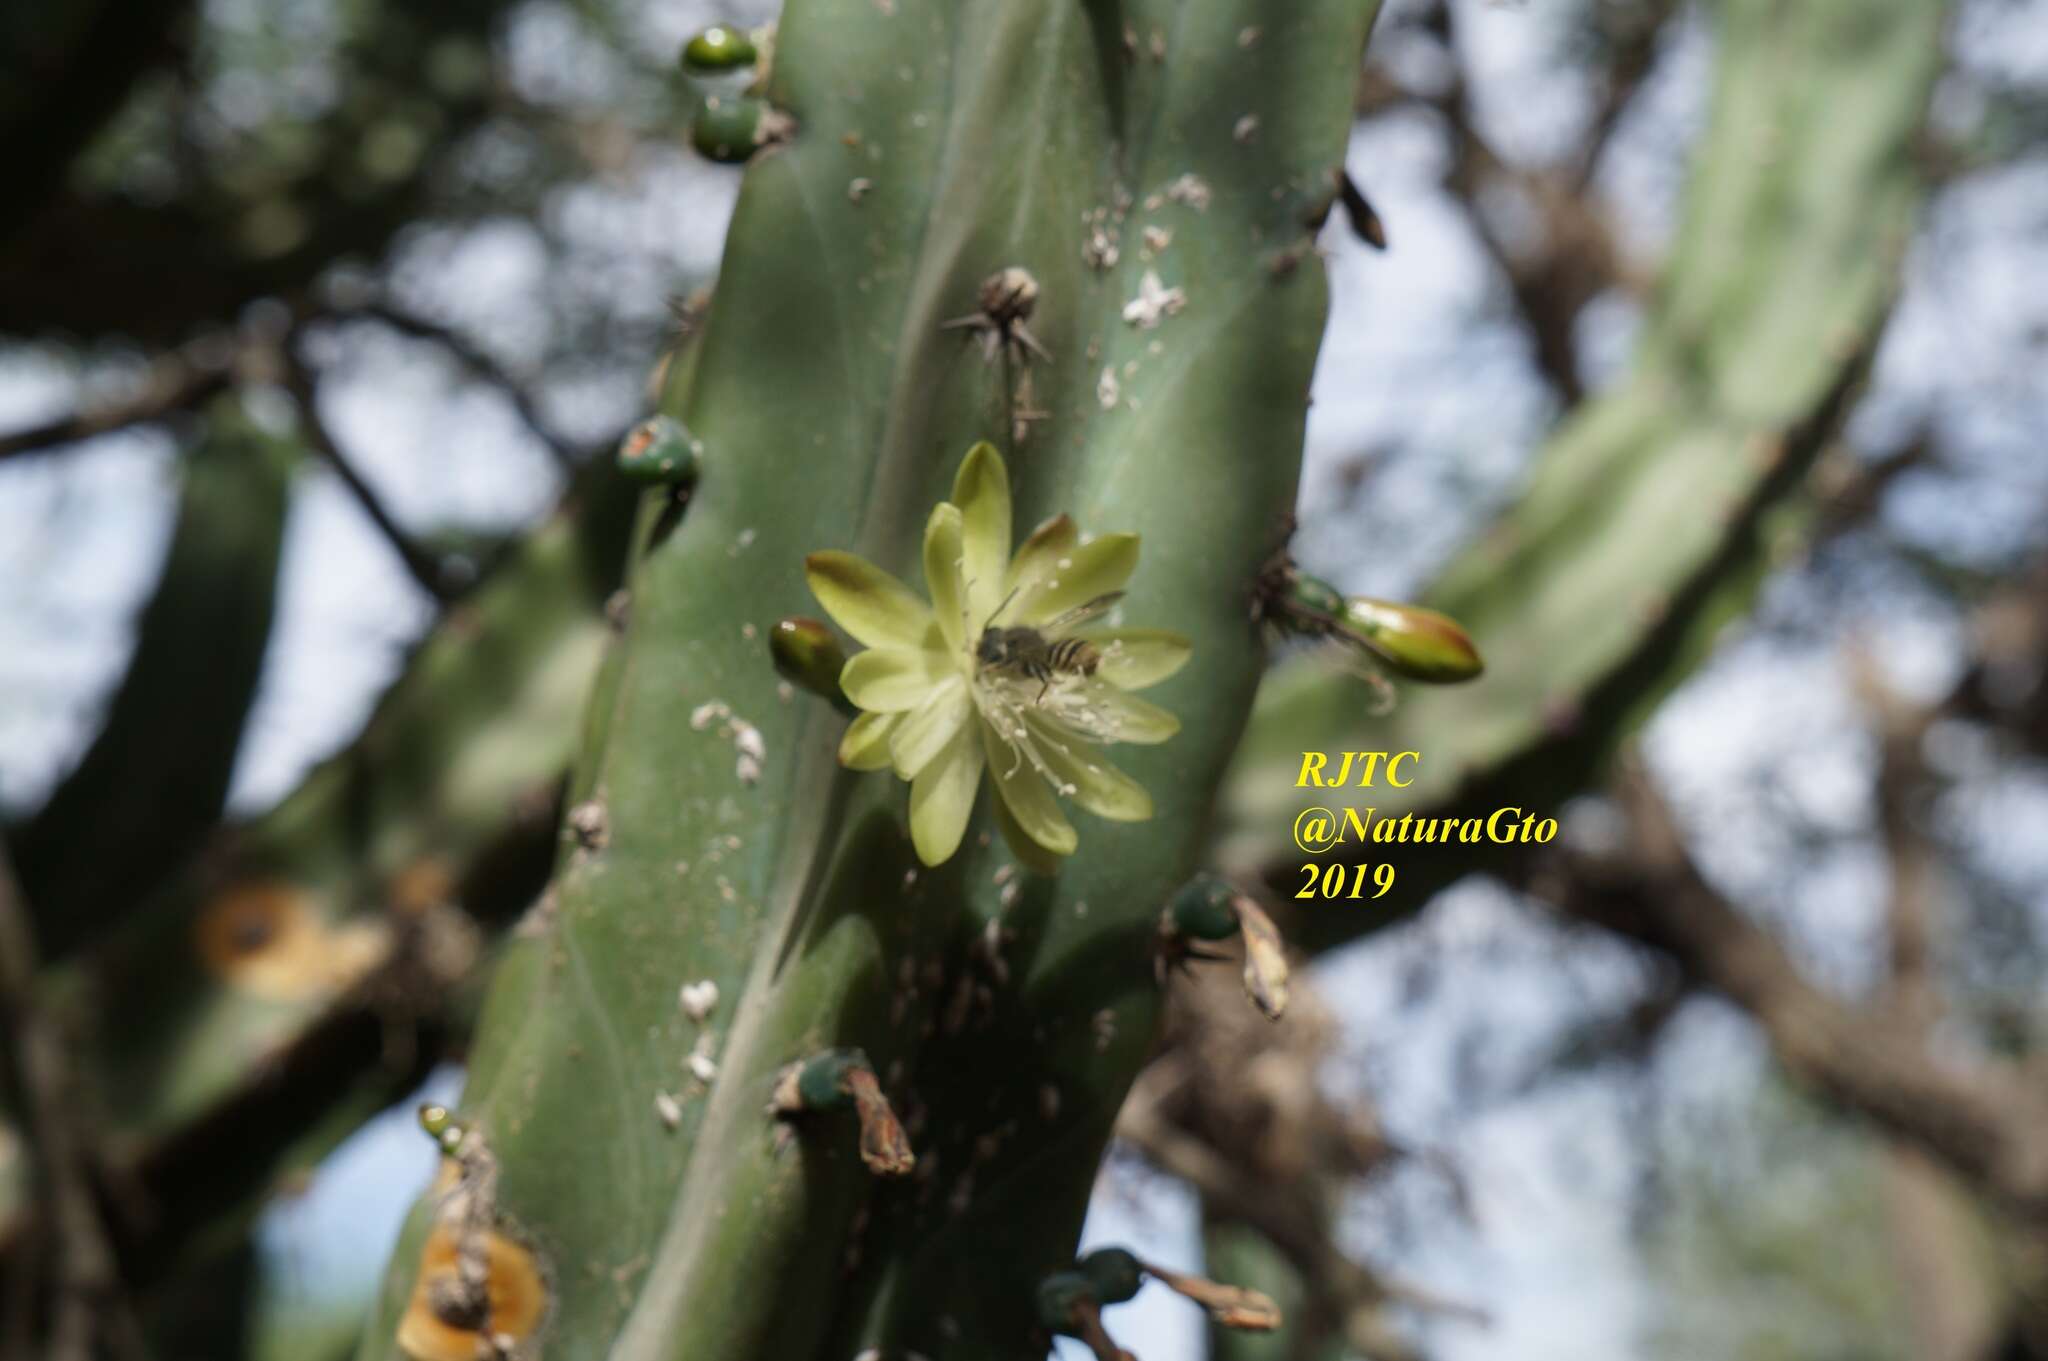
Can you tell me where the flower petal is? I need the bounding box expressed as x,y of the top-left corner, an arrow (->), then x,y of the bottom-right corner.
806,551 -> 935,648
993,783 -> 1064,876
1004,513 -> 1077,603
923,502 -> 969,655
1016,533 -> 1139,628
841,647 -> 950,712
908,724 -> 985,866
1023,714 -> 1153,821
1072,627 -> 1192,690
839,711 -> 900,770
952,442 -> 1012,626
890,675 -> 970,779
1076,678 -> 1180,743
979,717 -> 1077,858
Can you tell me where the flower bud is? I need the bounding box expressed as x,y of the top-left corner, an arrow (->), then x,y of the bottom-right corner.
1340,596 -> 1483,684
681,23 -> 757,71
770,617 -> 852,712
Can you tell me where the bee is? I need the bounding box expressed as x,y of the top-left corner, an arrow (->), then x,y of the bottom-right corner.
975,590 -> 1125,699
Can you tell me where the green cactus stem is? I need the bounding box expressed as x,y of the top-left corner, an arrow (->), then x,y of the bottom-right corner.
361,1 -> 1384,1357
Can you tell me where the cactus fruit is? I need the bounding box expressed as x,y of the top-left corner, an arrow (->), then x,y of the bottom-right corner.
363,1 -> 1383,1357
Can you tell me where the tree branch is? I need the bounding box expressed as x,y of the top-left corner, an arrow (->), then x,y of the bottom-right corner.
331,303 -> 579,473
282,348 -> 455,604
0,356 -> 230,463
1546,763 -> 2048,1228
0,850 -> 145,1361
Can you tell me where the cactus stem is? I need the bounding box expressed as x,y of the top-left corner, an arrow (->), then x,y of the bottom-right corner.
772,1049 -> 915,1177
398,1118 -> 546,1361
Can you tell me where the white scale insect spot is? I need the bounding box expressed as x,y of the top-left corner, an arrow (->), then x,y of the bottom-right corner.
654,1092 -> 682,1130
687,1032 -> 719,1084
1092,1007 -> 1117,1051
1142,224 -> 1172,255
1234,114 -> 1260,144
679,979 -> 719,1022
1000,880 -> 1021,909
728,528 -> 758,557
1164,172 -> 1212,212
1039,1083 -> 1061,1121
1097,365 -> 1120,410
848,177 -> 873,202
731,718 -> 766,786
690,701 -> 730,731
1122,269 -> 1186,329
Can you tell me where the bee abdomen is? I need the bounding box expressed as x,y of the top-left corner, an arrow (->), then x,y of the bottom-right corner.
1049,638 -> 1100,675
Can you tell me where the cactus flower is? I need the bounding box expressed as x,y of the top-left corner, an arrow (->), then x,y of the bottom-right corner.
805,443 -> 1190,868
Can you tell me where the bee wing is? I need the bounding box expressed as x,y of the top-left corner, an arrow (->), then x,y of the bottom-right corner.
1043,591 -> 1126,633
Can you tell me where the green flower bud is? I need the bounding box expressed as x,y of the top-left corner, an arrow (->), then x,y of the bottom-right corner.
418,1103 -> 454,1138
691,95 -> 785,164
770,617 -> 852,712
615,415 -> 699,485
418,1102 -> 465,1153
1079,1247 -> 1145,1305
1339,597 -> 1484,684
1036,1270 -> 1098,1333
1164,874 -> 1239,942
681,23 -> 757,71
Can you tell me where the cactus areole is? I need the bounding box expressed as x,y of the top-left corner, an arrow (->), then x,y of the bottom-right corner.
365,1 -> 1385,1358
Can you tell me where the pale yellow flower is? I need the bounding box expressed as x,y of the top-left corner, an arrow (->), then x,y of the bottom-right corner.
805,443 -> 1190,868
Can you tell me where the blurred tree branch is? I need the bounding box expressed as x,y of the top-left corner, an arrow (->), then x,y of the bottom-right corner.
0,849 -> 146,1361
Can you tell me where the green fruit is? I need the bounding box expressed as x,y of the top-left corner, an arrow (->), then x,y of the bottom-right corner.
795,1048 -> 865,1110
615,415 -> 699,484
1078,1246 -> 1145,1304
691,95 -> 766,164
1035,1270 -> 1096,1333
1165,874 -> 1240,942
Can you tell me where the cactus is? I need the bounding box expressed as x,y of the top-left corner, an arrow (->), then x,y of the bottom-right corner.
361,2 -> 1381,1358
1226,0 -> 1947,951
0,459 -> 643,1273
9,399 -> 294,959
